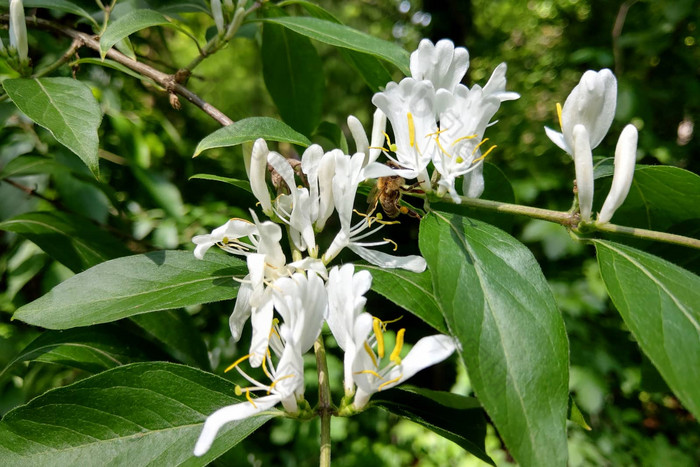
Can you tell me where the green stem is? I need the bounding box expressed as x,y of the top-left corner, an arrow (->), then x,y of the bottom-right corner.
32,38 -> 81,78
314,336 -> 332,467
420,193 -> 700,250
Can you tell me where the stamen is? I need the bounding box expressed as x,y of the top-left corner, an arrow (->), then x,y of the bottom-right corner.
235,385 -> 243,396
354,369 -> 383,379
389,328 -> 405,365
407,113 -> 416,148
556,102 -> 563,129
450,134 -> 478,146
378,375 -> 402,391
267,374 -> 295,394
225,354 -> 251,373
434,134 -> 453,159
245,388 -> 257,408
363,341 -> 378,368
382,237 -> 398,252
425,128 -> 448,137
373,318 -> 385,358
261,350 -> 273,380
383,132 -> 397,152
379,315 -> 403,328
471,138 -> 490,155
473,145 -> 497,163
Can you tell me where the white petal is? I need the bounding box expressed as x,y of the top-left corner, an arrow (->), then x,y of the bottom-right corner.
316,150 -> 338,231
193,394 -> 281,456
462,161 -> 485,199
573,125 -> 594,222
483,63 -> 519,102
229,281 -> 253,341
410,39 -> 469,93
544,127 -> 570,154
9,0 -> 28,61
368,109 -> 387,165
250,139 -> 273,214
347,115 -> 369,157
348,245 -> 427,273
248,293 -> 274,367
598,124 -> 638,223
386,334 -> 456,388
301,144 -> 324,221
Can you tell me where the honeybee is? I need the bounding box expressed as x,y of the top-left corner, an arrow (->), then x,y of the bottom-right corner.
367,162 -> 420,219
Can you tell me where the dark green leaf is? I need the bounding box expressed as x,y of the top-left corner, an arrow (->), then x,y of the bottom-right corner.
189,174 -> 253,194
73,58 -> 161,86
260,17 -> 410,75
0,211 -> 131,273
13,251 -> 246,329
314,121 -> 349,154
99,10 -> 172,58
3,78 -> 102,177
359,264 -> 446,333
194,117 -> 312,156
567,396 -> 591,431
373,386 -> 493,465
131,310 -> 212,371
0,325 -> 166,379
262,22 -> 324,136
419,212 -> 569,467
0,0 -> 97,23
0,154 -> 66,179
594,240 -> 700,418
0,362 -> 272,465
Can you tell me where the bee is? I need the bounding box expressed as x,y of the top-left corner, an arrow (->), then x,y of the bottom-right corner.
367,162 -> 420,219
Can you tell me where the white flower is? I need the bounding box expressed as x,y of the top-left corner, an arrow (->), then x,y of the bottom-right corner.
249,139 -> 273,216
371,78 -> 438,191
191,218 -> 258,260
326,264 -> 373,395
572,124 -> 594,221
545,69 -> 617,156
322,152 -> 427,272
9,0 -> 28,62
410,39 -> 469,94
349,313 -> 456,409
598,124 -> 638,223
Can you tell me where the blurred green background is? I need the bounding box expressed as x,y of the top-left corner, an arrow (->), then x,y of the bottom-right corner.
1,0 -> 698,465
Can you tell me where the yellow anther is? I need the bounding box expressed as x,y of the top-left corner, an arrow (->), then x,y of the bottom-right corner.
471,138 -> 490,155
450,134 -> 478,146
222,236 -> 229,244
556,102 -> 563,129
267,374 -> 295,394
261,352 -> 273,380
390,328 -> 405,364
235,385 -> 243,396
399,206 -> 409,214
354,369 -> 383,379
383,237 -> 399,252
369,145 -> 391,152
379,315 -> 403,327
378,375 -> 402,391
225,354 -> 250,373
435,134 -> 453,158
383,132 -> 398,152
473,145 -> 497,163
456,157 -> 464,163
373,318 -> 385,358
245,388 -> 257,408
407,113 -> 416,148
376,212 -> 383,221
364,341 -> 378,368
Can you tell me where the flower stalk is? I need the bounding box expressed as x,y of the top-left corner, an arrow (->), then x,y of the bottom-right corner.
314,336 -> 332,467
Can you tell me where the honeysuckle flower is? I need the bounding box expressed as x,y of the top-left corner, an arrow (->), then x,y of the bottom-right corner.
572,124 -> 594,221
349,313 -> 456,409
192,218 -> 258,260
249,139 -> 273,216
410,38 -> 468,94
326,264 -> 373,395
372,78 -> 438,191
545,69 -> 617,156
9,0 -> 27,62
598,124 -> 639,223
322,152 -> 427,272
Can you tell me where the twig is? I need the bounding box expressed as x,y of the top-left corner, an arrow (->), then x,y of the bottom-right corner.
3,15 -> 234,127
32,38 -> 81,78
612,0 -> 639,75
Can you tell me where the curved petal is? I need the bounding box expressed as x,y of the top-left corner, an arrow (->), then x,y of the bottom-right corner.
410,39 -> 469,93
573,124 -> 594,222
386,334 -> 456,388
250,139 -> 273,214
598,124 -> 638,223
229,281 -> 253,341
544,126 -> 569,154
193,394 -> 281,456
348,245 -> 427,273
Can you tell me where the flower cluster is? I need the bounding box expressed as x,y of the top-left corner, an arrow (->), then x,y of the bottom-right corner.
545,69 -> 639,224
191,86 -> 458,454
358,39 -> 519,203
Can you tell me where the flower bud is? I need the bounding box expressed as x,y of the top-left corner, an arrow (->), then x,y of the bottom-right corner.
211,0 -> 225,35
573,124 -> 594,222
9,0 -> 28,62
250,139 -> 273,215
598,124 -> 638,224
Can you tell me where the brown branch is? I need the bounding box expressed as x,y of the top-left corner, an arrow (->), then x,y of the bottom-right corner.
5,15 -> 234,127
612,0 -> 639,76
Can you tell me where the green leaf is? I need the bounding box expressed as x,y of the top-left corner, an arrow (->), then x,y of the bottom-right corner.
99,9 -> 172,58
593,164 -> 700,230
189,174 -> 253,194
13,251 -> 246,330
419,212 -> 569,467
260,17 -> 410,75
0,0 -> 97,24
262,22 -> 324,137
567,396 -> 591,431
373,386 -> 493,465
0,362 -> 272,465
3,78 -> 102,177
0,325 -> 166,380
314,121 -> 349,153
0,211 -> 131,273
0,154 -> 66,179
194,117 -> 312,157
430,163 -> 517,232
74,58 -> 161,87
131,310 -> 212,371
594,240 -> 700,418
359,264 -> 446,333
